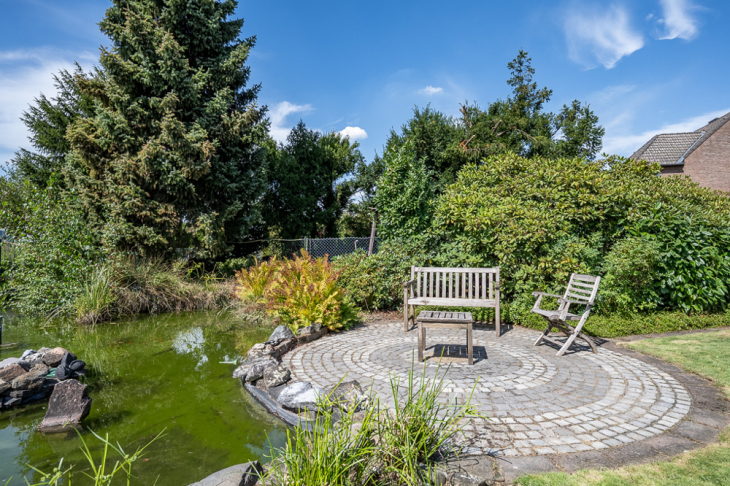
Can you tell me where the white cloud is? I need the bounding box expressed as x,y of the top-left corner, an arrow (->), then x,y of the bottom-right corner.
656,0 -> 700,40
0,48 -> 90,167
419,85 -> 443,96
339,126 -> 368,141
602,108 -> 730,156
565,5 -> 644,69
268,101 -> 313,142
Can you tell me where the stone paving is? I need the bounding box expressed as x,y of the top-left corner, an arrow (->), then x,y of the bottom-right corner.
283,321 -> 694,457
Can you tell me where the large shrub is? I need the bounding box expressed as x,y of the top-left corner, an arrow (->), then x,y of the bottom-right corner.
0,179 -> 102,315
432,153 -> 730,316
334,240 -> 429,311
236,251 -> 359,332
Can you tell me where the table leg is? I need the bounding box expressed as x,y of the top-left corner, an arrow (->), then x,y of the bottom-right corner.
467,322 -> 473,365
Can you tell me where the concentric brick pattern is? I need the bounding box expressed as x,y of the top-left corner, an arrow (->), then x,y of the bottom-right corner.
283,322 -> 692,456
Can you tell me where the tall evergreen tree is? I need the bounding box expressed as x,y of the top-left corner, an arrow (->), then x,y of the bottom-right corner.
263,121 -> 362,239
66,0 -> 268,257
9,66 -> 94,187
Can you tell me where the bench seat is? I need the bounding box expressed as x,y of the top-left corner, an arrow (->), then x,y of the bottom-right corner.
408,298 -> 497,307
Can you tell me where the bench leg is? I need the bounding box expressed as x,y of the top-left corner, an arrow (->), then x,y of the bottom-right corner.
534,322 -> 550,346
404,292 -> 409,332
467,322 -> 473,365
581,333 -> 598,353
496,302 -> 501,338
418,322 -> 425,362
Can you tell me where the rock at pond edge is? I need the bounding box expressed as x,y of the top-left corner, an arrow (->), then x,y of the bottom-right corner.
188,460 -> 263,486
38,379 -> 92,432
262,364 -> 291,389
267,325 -> 295,345
43,348 -> 74,368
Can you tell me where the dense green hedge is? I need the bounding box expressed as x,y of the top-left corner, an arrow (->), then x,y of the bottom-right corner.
338,151 -> 730,334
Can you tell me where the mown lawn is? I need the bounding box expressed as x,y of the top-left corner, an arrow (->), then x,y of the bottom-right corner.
516,329 -> 730,486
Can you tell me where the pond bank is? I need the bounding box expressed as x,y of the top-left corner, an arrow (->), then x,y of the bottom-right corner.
0,310 -> 285,486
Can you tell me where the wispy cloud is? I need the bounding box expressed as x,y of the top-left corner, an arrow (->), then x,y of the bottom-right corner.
0,48 -> 91,167
603,108 -> 730,156
656,0 -> 700,40
565,4 -> 644,69
339,126 -> 368,141
269,101 -> 313,143
419,86 -> 443,96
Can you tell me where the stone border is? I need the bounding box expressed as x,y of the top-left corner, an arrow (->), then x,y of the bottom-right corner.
234,322 -> 730,485
452,339 -> 730,484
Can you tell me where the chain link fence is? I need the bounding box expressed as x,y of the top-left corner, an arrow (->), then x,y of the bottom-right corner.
238,237 -> 381,260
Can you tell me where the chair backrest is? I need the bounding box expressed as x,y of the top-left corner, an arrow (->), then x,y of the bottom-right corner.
410,266 -> 499,301
563,273 -> 601,305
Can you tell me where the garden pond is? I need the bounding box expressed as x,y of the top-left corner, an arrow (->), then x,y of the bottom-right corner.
0,310 -> 287,485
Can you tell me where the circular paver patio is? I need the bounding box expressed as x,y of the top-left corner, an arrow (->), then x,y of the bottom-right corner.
283,322 -> 693,457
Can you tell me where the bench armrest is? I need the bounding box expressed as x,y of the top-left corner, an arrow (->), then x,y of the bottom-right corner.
532,292 -> 562,299
403,279 -> 416,288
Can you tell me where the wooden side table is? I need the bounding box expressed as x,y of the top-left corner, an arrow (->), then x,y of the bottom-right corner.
416,311 -> 474,365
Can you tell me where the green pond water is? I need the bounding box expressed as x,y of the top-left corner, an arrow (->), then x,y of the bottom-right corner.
0,310 -> 288,485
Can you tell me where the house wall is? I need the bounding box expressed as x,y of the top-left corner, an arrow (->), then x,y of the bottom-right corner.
675,122 -> 730,193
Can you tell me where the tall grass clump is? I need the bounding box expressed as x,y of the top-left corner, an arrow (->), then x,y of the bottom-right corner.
72,257 -> 234,325
263,362 -> 480,485
9,429 -> 161,485
235,250 -> 360,333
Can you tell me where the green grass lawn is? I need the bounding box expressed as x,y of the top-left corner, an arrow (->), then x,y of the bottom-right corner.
516,329 -> 730,486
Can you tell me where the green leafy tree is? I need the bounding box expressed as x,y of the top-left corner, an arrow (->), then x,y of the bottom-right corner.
65,0 -> 268,257
264,121 -> 363,239
373,141 -> 434,241
9,66 -> 95,187
0,178 -> 102,315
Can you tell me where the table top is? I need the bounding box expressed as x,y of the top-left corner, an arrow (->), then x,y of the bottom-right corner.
416,311 -> 473,323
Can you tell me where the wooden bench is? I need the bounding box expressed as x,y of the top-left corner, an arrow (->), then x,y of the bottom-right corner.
417,311 -> 474,365
403,266 -> 501,336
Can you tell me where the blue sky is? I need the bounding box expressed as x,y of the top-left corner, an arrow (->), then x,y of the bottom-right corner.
1,0 -> 729,168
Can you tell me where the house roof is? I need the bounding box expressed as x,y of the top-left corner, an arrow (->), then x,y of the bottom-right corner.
630,111 -> 730,166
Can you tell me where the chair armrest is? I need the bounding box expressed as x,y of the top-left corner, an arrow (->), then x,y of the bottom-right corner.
403,279 -> 415,288
532,292 -> 562,298
558,298 -> 591,305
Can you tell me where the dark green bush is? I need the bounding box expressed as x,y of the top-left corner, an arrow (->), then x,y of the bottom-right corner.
334,240 -> 429,311
0,179 -> 102,315
431,153 -> 730,315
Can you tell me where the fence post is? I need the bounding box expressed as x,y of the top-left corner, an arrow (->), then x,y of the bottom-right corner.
368,214 -> 377,257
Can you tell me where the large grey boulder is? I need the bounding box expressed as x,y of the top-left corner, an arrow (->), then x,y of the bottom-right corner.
245,357 -> 278,383
276,381 -> 324,412
232,357 -> 277,382
262,364 -> 291,389
0,363 -> 29,382
38,379 -> 92,431
0,358 -> 30,371
11,367 -> 47,390
246,343 -> 275,360
21,349 -> 36,360
188,461 -> 262,486
43,347 -> 73,368
297,322 -> 322,336
267,325 -> 295,345
326,380 -> 368,413
0,379 -> 10,394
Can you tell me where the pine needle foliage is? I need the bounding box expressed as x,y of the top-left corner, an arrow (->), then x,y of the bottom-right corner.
65,0 -> 268,257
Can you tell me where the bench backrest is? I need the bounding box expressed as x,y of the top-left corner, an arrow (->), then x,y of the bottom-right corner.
563,273 -> 601,305
410,266 -> 499,301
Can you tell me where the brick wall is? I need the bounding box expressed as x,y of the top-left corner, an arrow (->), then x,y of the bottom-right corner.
663,121 -> 730,193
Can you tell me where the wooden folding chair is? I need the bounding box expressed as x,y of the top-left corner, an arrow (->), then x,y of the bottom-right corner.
531,273 -> 601,357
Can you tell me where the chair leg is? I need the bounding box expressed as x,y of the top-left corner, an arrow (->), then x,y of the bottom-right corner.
580,333 -> 598,353
534,323 -> 551,346
556,332 -> 578,357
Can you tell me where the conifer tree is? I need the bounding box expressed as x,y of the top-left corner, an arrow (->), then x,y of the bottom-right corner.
66,0 -> 267,257
9,66 -> 94,187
